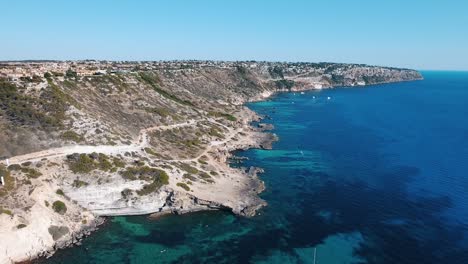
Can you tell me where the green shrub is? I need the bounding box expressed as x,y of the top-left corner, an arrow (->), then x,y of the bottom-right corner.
72,179 -> 88,188
208,111 -> 237,121
97,154 -> 113,171
21,167 -> 42,178
112,158 -> 126,168
56,189 -> 65,196
65,69 -> 78,78
0,207 -> 13,216
21,161 -> 32,167
183,174 -> 197,181
144,107 -> 171,118
7,164 -> 22,171
178,163 -> 199,174
176,182 -> 190,191
67,153 -> 113,173
0,165 -> 15,197
144,148 -> 158,156
17,224 -> 27,229
67,154 -> 95,173
122,166 -> 169,182
52,201 -> 67,215
121,166 -> 169,196
61,130 -> 84,142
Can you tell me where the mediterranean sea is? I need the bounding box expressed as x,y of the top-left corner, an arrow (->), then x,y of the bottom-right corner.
42,71 -> 468,263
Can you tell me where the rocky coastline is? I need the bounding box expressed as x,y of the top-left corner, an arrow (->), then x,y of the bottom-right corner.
0,61 -> 422,264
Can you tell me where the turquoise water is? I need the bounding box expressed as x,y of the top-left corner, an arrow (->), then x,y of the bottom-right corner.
42,72 -> 468,263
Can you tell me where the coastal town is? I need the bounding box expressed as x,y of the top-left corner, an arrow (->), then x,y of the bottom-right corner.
0,60 -> 402,82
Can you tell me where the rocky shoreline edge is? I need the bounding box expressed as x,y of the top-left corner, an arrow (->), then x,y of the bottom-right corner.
27,108 -> 277,264
11,75 -> 423,264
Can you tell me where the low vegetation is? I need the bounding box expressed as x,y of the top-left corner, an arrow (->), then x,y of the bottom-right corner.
0,207 -> 13,216
178,163 -> 199,174
120,166 -> 169,195
61,130 -> 84,143
274,79 -> 295,90
176,182 -> 190,191
208,111 -> 237,122
139,72 -> 193,106
66,153 -> 118,173
52,201 -> 67,215
144,107 -> 171,118
0,165 -> 15,197
20,167 -> 42,178
72,179 -> 89,188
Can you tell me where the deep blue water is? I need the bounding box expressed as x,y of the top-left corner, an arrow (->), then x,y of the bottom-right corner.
43,72 -> 468,264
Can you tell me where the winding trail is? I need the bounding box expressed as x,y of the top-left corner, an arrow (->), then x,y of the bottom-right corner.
0,119 -> 200,165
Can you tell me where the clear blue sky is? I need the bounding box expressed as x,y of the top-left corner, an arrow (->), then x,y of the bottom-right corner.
1,0 -> 467,70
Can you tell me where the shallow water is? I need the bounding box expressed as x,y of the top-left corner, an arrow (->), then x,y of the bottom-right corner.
43,72 -> 468,263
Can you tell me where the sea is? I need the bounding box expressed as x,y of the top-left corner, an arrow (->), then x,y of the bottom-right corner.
42,71 -> 468,264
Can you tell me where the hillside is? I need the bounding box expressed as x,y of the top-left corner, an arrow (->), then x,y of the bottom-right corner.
0,61 -> 422,263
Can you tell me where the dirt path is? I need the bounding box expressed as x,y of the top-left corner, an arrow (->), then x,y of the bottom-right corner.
0,119 -> 200,165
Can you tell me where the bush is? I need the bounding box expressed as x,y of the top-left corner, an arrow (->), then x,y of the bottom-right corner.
176,182 -> 190,191
183,173 -> 197,181
120,166 -> 169,196
61,131 -> 84,142
7,164 -> 22,171
0,165 -> 15,197
21,167 -> 42,178
144,107 -> 171,118
72,179 -> 88,188
144,148 -> 158,156
65,69 -> 78,78
67,154 -> 95,173
113,158 -> 126,168
208,111 -> 237,122
56,189 -> 65,196
17,224 -> 27,229
178,163 -> 199,174
52,201 -> 67,215
0,207 -> 13,216
67,153 -> 114,173
97,154 -> 113,171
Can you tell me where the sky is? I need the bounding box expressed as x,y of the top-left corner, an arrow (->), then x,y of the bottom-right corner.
1,0 -> 467,70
